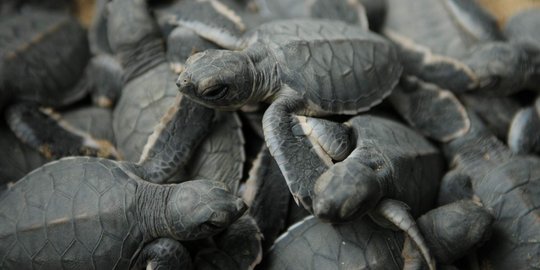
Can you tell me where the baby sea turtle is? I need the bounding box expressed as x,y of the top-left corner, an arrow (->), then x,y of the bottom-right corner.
0,156 -> 247,269
504,8 -> 540,155
299,114 -> 443,269
383,0 -> 536,95
0,8 -> 120,158
0,106 -> 117,187
261,200 -> 493,269
439,111 -> 540,269
177,18 -> 402,209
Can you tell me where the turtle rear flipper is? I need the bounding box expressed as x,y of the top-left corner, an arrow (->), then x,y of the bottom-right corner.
137,95 -> 214,184
5,103 -> 119,160
133,238 -> 193,270
508,103 -> 540,155
390,77 -> 470,142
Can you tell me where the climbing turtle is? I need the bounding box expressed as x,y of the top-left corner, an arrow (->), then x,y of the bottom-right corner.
383,0 -> 537,95
260,200 -> 493,269
177,18 -> 402,210
107,0 -> 261,268
437,111 -> 540,269
0,155 -> 247,269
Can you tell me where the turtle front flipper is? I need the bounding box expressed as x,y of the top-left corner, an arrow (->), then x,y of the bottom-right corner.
262,94 -> 331,211
383,29 -> 478,93
312,149 -> 383,222
133,238 -> 193,270
83,54 -> 124,108
137,95 -> 215,184
442,0 -> 503,43
295,116 -> 353,162
508,104 -> 540,155
210,215 -> 263,270
371,199 -> 437,270
390,76 -> 470,142
107,0 -> 165,82
5,103 -> 119,160
402,200 -> 493,269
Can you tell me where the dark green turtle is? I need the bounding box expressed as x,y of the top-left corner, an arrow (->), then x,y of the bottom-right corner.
177,18 -> 402,210
260,200 -> 493,270
383,0 -> 536,95
435,111 -> 540,269
0,156 -> 247,269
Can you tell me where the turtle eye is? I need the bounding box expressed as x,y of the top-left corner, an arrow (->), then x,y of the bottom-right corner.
201,84 -> 228,100
200,220 -> 224,232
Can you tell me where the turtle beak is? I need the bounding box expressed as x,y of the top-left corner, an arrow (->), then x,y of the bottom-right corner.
176,74 -> 195,95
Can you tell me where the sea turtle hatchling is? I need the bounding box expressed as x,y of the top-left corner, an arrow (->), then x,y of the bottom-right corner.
177,18 -> 402,210
0,156 -> 247,269
299,114 -> 444,269
436,111 -> 540,269
383,0 -> 537,95
504,7 -> 540,155
260,200 -> 493,270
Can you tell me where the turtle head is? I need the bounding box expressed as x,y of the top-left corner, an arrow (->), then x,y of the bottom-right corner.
166,180 -> 247,240
467,42 -> 532,95
313,162 -> 383,223
177,50 -> 255,110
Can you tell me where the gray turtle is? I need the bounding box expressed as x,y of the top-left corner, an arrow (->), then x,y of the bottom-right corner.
383,0 -> 537,95
295,114 -> 443,269
0,155 -> 247,269
0,8 -> 121,158
504,8 -> 540,154
0,106 -> 117,189
260,200 -> 493,270
437,111 -> 540,269
177,18 -> 402,210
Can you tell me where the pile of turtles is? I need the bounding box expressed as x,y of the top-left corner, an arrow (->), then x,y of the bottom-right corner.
0,0 -> 539,269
